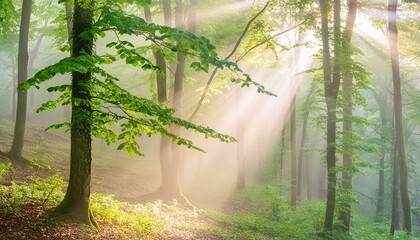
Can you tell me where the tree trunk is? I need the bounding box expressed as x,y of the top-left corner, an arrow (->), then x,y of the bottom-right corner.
56,0 -> 95,226
298,84 -> 315,201
290,98 -> 297,207
9,0 -> 32,161
161,0 -> 187,199
338,0 -> 357,232
376,94 -> 388,219
163,0 -> 172,27
319,0 -> 341,232
391,142 -> 401,235
388,0 -> 412,233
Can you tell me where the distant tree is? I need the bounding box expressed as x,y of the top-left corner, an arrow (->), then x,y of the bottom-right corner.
338,0 -> 357,232
318,0 -> 342,232
388,0 -> 412,234
9,0 -> 32,161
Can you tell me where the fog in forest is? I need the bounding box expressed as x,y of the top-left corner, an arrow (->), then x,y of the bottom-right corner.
1,0 -> 420,239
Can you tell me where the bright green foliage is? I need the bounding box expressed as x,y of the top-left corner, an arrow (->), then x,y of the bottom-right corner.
0,175 -> 66,212
18,5 -> 278,155
0,0 -> 18,38
0,162 -> 12,181
90,194 -> 160,238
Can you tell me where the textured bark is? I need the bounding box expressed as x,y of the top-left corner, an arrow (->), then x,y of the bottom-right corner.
9,0 -> 32,160
338,0 -> 357,232
290,98 -> 297,207
388,0 -> 412,233
56,0 -> 95,225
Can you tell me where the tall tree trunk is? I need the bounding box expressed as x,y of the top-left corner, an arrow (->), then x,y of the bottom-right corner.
319,0 -> 341,232
162,0 -> 188,198
9,0 -> 32,160
375,93 -> 388,219
338,0 -> 357,232
388,0 -> 412,233
290,98 -> 297,207
142,4 -> 172,194
56,0 -> 95,226
298,85 -> 315,201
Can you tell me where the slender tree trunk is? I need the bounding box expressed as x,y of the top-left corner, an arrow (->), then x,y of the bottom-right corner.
9,0 -> 32,160
338,0 -> 357,232
298,85 -> 315,201
141,4 -> 172,194
319,0 -> 341,232
388,0 -> 412,233
376,94 -> 388,219
56,0 -> 95,226
290,98 -> 297,207
391,142 -> 400,235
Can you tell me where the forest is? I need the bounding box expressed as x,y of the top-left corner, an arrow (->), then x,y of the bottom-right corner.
0,0 -> 420,239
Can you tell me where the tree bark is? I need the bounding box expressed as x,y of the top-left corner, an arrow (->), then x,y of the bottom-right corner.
388,0 -> 412,233
56,0 -> 95,226
9,0 -> 32,160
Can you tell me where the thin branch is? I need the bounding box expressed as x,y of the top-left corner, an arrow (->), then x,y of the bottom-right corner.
236,21 -> 305,62
187,0 -> 271,121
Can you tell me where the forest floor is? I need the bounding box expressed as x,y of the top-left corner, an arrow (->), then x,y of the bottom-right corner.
0,120 -> 286,239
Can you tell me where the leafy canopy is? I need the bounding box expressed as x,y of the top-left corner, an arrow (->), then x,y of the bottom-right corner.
19,5 -> 273,155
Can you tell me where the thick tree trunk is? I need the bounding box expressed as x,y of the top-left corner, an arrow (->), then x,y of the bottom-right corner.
338,0 -> 357,232
56,0 -> 95,225
388,0 -> 412,233
290,98 -> 297,207
9,0 -> 32,160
